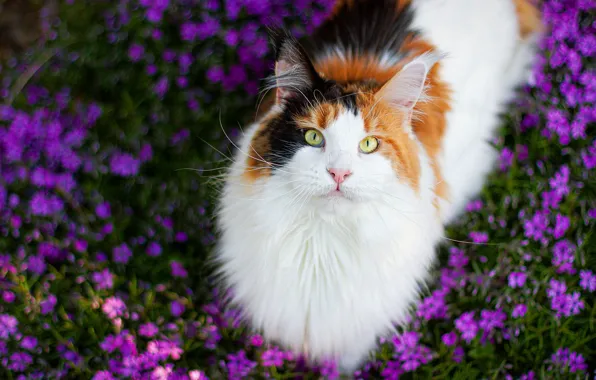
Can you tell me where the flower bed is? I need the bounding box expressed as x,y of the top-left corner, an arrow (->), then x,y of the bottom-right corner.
0,0 -> 594,379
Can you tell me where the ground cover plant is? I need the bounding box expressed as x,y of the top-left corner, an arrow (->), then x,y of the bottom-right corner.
0,0 -> 594,378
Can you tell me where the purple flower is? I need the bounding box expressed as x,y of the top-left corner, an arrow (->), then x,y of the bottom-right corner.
102,296 -> 127,319
523,210 -> 550,241
170,301 -> 185,317
113,243 -> 132,264
320,360 -> 339,379
96,201 -> 111,219
40,294 -> 57,315
2,291 -> 15,303
552,240 -> 575,274
224,350 -> 257,378
553,214 -> 570,239
92,268 -> 115,290
465,199 -> 484,212
196,17 -> 220,40
478,308 -> 506,334
128,43 -> 145,62
146,241 -> 162,257
170,261 -> 188,278
452,346 -> 465,363
508,272 -> 527,288
448,247 -> 468,268
468,231 -> 488,244
512,304 -> 527,318
109,153 -> 140,177
455,312 -> 478,343
139,322 -> 159,338
146,339 -> 183,361
139,143 -> 153,162
206,66 -> 224,83
249,334 -> 263,347
0,314 -> 19,339
261,347 -> 284,367
92,371 -> 116,380
153,76 -> 169,98
568,351 -> 588,373
499,147 -> 514,171
20,336 -> 38,351
416,289 -> 448,320
188,370 -> 208,380
29,191 -> 64,216
441,332 -> 458,346
8,352 -> 32,372
27,255 -> 46,275
180,22 -> 198,41
579,270 -> 596,292
549,165 -> 570,197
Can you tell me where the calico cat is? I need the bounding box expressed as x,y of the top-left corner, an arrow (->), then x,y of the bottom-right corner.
215,0 -> 543,374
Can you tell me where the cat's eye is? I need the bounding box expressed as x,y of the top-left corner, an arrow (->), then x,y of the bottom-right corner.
359,136 -> 379,154
304,129 -> 325,147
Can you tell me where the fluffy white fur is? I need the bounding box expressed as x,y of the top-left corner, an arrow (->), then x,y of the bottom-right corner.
411,0 -> 541,223
216,0 -> 540,374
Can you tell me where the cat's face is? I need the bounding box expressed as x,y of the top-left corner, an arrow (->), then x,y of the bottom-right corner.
241,30 -> 439,212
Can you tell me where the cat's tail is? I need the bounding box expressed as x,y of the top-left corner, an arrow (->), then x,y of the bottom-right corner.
513,0 -> 544,41
504,0 -> 544,92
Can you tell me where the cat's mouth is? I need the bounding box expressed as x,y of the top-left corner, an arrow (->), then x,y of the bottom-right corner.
324,189 -> 353,201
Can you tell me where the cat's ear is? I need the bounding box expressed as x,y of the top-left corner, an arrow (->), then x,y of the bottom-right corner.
375,51 -> 444,127
266,28 -> 321,105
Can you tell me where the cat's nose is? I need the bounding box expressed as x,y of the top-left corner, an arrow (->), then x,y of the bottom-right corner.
327,168 -> 352,185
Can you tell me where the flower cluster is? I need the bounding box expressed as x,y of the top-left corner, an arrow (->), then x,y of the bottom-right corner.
0,0 -> 594,379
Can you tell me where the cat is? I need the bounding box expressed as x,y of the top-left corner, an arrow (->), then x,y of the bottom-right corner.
215,0 -> 543,374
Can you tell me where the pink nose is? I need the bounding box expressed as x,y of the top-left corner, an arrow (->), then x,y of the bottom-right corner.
327,168 -> 352,185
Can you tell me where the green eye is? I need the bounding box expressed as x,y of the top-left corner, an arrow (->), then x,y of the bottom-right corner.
359,136 -> 379,153
304,129 -> 324,147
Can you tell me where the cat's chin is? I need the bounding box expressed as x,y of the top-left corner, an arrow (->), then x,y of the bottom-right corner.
310,190 -> 357,214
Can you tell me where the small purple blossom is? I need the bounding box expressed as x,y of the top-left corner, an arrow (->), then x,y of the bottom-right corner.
20,336 -> 38,351
170,261 -> 188,278
139,323 -> 159,338
579,270 -> 596,292
92,268 -> 115,290
146,242 -> 162,257
102,297 -> 127,319
0,314 -> 19,339
109,153 -> 141,177
96,201 -> 111,219
113,243 -> 132,264
455,312 -> 478,343
128,43 -> 145,62
512,304 -> 527,318
508,272 -> 527,288
170,301 -> 185,317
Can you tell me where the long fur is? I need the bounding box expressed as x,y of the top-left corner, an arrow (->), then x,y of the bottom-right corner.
214,0 -> 543,374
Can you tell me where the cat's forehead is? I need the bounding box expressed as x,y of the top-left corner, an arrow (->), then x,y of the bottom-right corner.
292,88 -> 377,132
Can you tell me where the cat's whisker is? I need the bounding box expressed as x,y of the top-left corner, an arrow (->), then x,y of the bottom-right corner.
197,136 -> 235,164
215,110 -> 283,171
441,236 -> 504,247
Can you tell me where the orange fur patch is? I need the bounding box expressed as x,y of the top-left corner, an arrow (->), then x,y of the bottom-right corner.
294,102 -> 341,130
400,38 -> 452,206
357,92 -> 422,191
316,55 -> 401,85
243,110 -> 279,182
513,0 -> 544,39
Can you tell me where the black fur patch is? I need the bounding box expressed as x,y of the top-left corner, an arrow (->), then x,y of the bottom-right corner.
263,81 -> 358,170
304,0 -> 417,64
